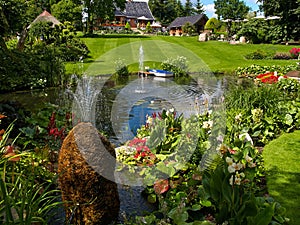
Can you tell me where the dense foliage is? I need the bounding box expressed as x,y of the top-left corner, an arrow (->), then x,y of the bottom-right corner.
214,0 -> 250,20
51,0 -> 83,30
237,18 -> 283,44
257,0 -> 300,42
0,106 -> 72,224
0,19 -> 89,92
0,46 -> 65,92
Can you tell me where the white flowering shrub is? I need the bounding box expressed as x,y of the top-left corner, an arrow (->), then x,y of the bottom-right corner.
161,56 -> 188,77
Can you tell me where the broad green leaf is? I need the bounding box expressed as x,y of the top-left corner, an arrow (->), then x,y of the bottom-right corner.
200,200 -> 212,207
156,161 -> 176,176
191,204 -> 201,211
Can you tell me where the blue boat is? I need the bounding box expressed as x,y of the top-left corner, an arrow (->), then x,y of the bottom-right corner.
147,69 -> 174,77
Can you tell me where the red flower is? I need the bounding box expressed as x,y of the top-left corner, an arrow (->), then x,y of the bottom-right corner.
128,138 -> 146,147
289,47 -> 300,58
153,179 -> 169,194
256,72 -> 279,84
134,152 -> 140,159
261,75 -> 278,84
152,112 -> 157,119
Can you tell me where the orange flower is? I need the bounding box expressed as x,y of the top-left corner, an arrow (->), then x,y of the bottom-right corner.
4,146 -> 20,162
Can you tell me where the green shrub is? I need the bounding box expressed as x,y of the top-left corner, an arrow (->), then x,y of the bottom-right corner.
114,58 -> 129,76
0,47 -> 65,92
244,50 -> 271,60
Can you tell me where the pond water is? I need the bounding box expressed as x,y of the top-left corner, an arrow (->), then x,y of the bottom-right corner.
96,75 -> 216,146
0,73 -> 228,223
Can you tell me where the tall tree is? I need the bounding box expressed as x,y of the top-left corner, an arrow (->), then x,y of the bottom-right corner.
214,0 -> 250,20
257,0 -> 300,41
51,0 -> 83,29
175,0 -> 185,17
195,0 -> 205,15
149,0 -> 177,24
184,0 -> 194,16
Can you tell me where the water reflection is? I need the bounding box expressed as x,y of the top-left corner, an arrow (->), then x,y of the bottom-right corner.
97,75 -> 212,145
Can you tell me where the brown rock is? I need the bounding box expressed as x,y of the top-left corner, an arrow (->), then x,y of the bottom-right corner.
58,122 -> 119,225
286,70 -> 300,78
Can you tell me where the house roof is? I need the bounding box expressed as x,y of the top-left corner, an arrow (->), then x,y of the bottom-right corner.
115,8 -> 126,17
28,10 -> 61,28
168,14 -> 207,28
116,1 -> 154,20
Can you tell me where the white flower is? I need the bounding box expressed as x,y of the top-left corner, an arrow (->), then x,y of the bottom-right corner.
226,157 -> 233,165
229,172 -> 245,185
228,164 -> 236,173
228,162 -> 243,173
235,113 -> 242,122
245,154 -> 253,163
235,176 -> 242,185
202,120 -> 213,129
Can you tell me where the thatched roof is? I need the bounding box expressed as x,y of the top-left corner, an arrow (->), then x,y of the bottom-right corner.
28,10 -> 61,28
168,14 -> 207,28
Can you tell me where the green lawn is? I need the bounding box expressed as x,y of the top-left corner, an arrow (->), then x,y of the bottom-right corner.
66,35 -> 299,75
263,130 -> 300,225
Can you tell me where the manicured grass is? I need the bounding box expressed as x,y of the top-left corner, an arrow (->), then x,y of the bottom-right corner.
155,36 -> 298,73
263,130 -> 300,225
68,35 -> 299,75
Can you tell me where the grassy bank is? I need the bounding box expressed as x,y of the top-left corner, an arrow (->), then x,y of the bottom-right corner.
263,130 -> 300,225
66,35 -> 299,75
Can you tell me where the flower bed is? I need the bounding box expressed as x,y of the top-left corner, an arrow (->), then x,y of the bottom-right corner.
116,104 -> 292,224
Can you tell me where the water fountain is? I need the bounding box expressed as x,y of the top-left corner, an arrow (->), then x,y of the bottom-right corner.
139,45 -> 144,74
135,45 -> 146,93
58,76 -> 120,225
69,75 -> 99,125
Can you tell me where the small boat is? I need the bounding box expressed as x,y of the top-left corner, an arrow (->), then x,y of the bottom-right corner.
147,69 -> 174,77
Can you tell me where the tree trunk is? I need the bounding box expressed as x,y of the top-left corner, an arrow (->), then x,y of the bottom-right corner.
16,28 -> 28,51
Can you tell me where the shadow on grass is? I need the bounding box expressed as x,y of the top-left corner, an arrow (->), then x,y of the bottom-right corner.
266,168 -> 300,225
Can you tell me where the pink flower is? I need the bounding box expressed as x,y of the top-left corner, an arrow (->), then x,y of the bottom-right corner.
289,47 -> 300,58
